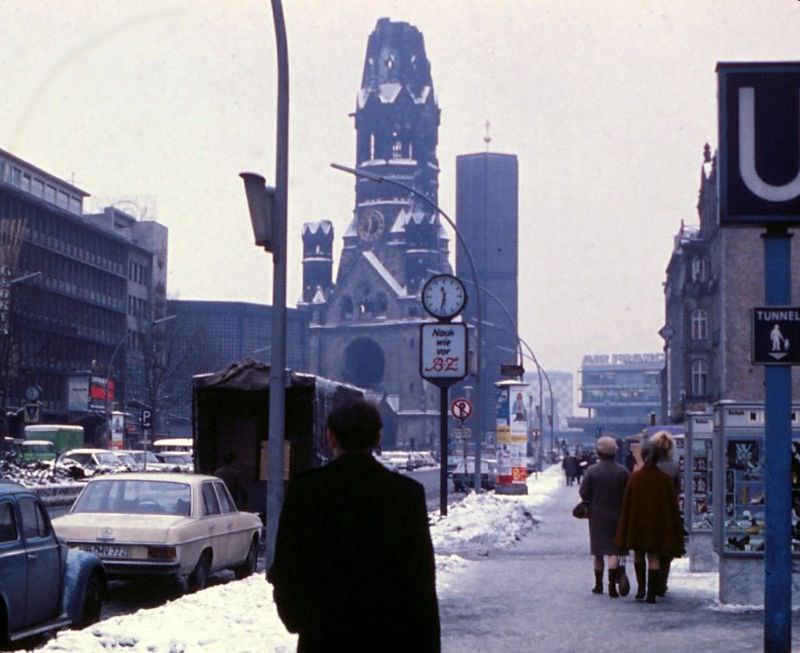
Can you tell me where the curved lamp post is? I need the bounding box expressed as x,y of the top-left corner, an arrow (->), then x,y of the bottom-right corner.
239,0 -> 289,571
330,162 -> 487,492
472,284 -> 554,465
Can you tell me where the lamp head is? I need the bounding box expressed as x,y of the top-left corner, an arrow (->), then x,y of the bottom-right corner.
240,172 -> 276,251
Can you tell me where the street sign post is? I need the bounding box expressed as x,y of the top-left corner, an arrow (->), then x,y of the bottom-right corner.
23,402 -> 39,424
450,397 -> 473,421
418,274 -> 469,518
718,61 -> 800,652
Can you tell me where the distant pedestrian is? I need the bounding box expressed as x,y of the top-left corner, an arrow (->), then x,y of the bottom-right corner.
268,397 -> 440,652
214,451 -> 246,509
579,435 -> 630,597
563,453 -> 579,486
615,436 -> 684,603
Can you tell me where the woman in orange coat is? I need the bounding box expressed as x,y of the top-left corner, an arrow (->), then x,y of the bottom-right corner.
615,435 -> 684,603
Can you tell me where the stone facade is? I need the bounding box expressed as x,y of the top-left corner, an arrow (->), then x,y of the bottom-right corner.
662,145 -> 800,418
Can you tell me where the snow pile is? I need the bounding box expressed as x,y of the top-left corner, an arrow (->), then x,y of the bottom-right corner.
32,465 -> 564,653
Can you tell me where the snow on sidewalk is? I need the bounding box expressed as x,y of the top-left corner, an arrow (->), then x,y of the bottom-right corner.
31,464 -> 718,652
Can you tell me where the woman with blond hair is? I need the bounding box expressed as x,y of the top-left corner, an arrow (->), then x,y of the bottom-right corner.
615,432 -> 684,603
652,431 -> 681,595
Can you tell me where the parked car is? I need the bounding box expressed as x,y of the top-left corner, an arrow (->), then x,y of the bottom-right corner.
0,480 -> 105,645
52,473 -> 263,592
111,451 -> 138,471
155,452 -> 194,473
116,450 -> 175,472
451,458 -> 497,492
59,448 -> 127,476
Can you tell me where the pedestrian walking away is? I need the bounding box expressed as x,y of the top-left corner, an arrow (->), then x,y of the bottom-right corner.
268,396 -> 441,652
579,435 -> 630,597
652,430 -> 681,596
615,436 -> 684,603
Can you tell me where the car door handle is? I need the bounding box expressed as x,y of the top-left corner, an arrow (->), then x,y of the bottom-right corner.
27,553 -> 37,560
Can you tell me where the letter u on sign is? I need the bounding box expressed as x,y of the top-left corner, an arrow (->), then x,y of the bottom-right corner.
739,87 -> 800,202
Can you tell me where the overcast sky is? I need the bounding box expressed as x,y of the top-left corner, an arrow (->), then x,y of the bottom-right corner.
2,1 -> 799,376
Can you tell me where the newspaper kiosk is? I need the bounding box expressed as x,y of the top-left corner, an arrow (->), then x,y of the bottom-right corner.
684,411 -> 715,572
713,400 -> 800,604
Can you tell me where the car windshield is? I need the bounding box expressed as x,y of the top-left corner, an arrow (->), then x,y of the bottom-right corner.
161,453 -> 191,464
130,451 -> 161,464
94,451 -> 121,465
72,479 -> 192,516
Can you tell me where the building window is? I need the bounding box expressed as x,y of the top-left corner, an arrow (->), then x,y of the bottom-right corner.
690,309 -> 708,340
691,359 -> 709,396
692,256 -> 709,282
392,141 -> 403,159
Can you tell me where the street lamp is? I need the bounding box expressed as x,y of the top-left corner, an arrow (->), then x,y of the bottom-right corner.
330,162 -> 487,492
239,0 -> 289,571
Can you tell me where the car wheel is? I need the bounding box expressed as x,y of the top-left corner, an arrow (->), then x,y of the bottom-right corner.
234,538 -> 258,580
188,551 -> 211,592
77,572 -> 103,628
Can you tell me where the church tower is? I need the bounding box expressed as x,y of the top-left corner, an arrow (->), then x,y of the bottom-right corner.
338,17 -> 448,295
305,18 -> 451,449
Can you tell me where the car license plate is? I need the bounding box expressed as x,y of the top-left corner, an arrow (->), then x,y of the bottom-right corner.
81,543 -> 128,558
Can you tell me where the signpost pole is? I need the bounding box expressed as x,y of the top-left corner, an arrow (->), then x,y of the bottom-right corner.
764,226 -> 792,653
439,387 -> 449,516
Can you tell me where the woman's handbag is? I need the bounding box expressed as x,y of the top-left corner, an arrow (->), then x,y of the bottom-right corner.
571,500 -> 590,519
617,560 -> 631,596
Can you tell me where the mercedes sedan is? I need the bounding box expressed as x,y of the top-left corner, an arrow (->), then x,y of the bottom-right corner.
52,473 -> 262,592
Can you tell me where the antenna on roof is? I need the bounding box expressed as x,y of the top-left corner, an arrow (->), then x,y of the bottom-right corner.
483,119 -> 491,151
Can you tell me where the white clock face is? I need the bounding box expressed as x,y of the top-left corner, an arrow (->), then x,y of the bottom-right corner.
421,274 -> 467,320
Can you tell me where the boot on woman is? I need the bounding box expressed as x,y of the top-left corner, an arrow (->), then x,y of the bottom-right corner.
607,568 -> 619,598
646,569 -> 660,604
592,569 -> 603,594
634,559 -> 646,600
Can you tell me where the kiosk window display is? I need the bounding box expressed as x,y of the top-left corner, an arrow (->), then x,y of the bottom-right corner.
714,402 -> 800,556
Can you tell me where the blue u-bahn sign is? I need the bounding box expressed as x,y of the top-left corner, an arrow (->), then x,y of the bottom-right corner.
718,62 -> 800,226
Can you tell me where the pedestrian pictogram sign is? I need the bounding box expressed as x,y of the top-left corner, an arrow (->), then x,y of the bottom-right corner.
752,306 -> 800,364
24,402 -> 40,424
450,398 -> 473,421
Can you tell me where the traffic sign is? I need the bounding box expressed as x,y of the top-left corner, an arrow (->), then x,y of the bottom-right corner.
419,322 -> 468,387
141,408 -> 153,430
450,398 -> 473,421
718,62 -> 800,226
752,306 -> 800,364
451,426 -> 471,441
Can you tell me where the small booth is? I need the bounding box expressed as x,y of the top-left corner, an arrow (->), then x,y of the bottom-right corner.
712,400 -> 800,604
684,411 -> 715,572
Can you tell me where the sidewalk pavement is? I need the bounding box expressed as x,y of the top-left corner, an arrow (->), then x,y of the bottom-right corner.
440,469 -> 800,653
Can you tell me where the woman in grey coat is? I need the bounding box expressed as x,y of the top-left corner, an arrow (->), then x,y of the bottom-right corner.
579,435 -> 631,597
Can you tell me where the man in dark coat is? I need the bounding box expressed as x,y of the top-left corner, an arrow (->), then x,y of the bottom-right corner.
214,451 -> 246,509
268,397 -> 441,652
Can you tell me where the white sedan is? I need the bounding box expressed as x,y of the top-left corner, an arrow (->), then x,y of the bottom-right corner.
52,473 -> 262,591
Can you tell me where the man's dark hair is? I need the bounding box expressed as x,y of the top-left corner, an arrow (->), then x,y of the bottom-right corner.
223,451 -> 236,465
326,397 -> 382,451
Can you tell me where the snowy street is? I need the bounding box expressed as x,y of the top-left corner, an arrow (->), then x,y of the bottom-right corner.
30,465 -> 799,652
